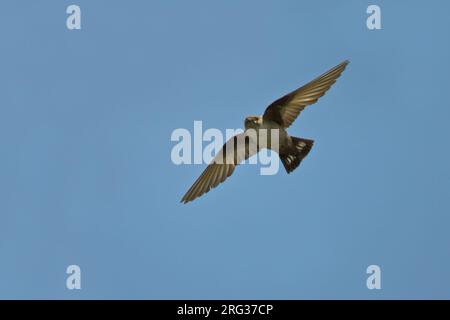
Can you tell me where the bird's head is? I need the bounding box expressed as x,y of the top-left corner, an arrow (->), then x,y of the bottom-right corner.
245,116 -> 262,130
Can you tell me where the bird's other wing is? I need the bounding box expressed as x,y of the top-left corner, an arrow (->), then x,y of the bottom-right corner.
181,132 -> 258,204
263,60 -> 349,128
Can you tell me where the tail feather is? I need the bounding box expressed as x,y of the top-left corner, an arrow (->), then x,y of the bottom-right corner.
280,137 -> 314,173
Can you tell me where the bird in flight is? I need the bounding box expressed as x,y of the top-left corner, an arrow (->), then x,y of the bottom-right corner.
181,60 -> 349,204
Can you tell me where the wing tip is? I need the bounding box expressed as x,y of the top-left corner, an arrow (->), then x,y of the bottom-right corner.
180,195 -> 191,204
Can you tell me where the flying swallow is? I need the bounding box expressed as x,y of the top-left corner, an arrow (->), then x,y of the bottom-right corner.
181,60 -> 349,203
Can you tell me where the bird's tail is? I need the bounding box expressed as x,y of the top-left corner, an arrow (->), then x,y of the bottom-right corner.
280,137 -> 314,174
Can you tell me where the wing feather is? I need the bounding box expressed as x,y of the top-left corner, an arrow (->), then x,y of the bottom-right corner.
263,60 -> 349,128
181,133 -> 257,204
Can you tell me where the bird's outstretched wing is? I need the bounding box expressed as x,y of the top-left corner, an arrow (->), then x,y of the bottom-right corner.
263,60 -> 349,128
181,133 -> 258,204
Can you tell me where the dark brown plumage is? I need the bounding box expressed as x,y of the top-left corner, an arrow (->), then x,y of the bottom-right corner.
181,60 -> 349,203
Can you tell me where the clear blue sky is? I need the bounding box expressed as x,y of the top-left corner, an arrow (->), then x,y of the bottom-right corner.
1,0 -> 449,299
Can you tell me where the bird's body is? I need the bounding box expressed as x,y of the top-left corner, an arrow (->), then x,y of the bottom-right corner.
245,116 -> 292,155
181,60 -> 349,203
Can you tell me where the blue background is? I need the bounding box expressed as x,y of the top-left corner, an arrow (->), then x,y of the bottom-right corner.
1,0 -> 449,299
